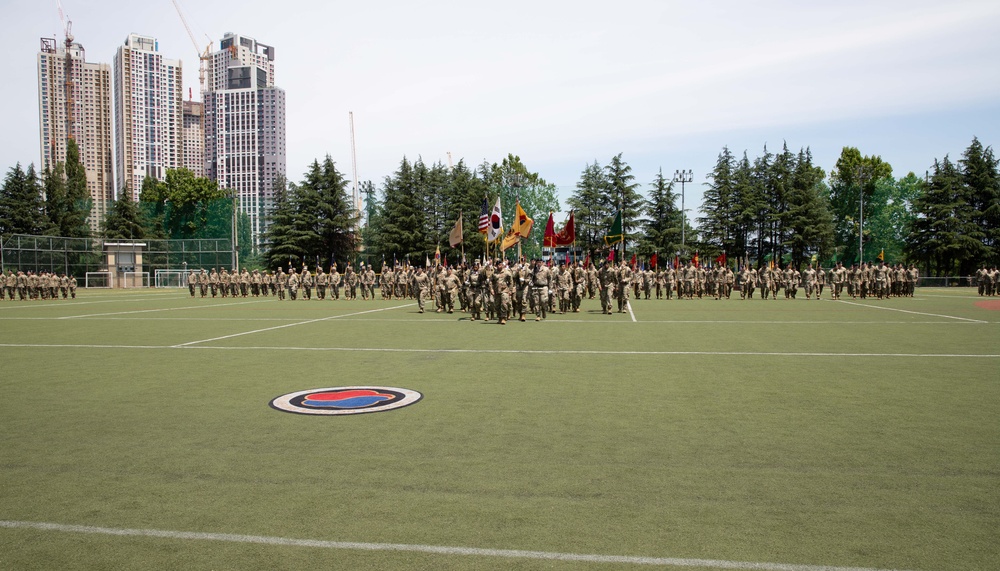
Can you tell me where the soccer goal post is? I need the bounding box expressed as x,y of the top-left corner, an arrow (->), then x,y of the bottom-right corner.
85,271 -> 113,288
123,272 -> 150,288
155,269 -> 189,288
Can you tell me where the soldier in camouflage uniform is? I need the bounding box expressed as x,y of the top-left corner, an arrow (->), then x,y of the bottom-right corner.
491,261 -> 514,324
329,266 -> 341,299
412,266 -> 430,313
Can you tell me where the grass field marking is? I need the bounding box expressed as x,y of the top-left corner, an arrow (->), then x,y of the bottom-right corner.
171,303 -> 416,347
1,343 -> 998,358
0,293 -> 185,311
833,299 -> 988,323
627,300 -> 638,322
58,298 -> 269,320
0,520 -> 918,571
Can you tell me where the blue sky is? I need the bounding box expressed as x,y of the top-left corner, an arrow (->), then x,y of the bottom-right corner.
2,0 -> 998,219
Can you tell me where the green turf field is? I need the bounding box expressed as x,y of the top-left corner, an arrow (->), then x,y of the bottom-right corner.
1,288 -> 998,570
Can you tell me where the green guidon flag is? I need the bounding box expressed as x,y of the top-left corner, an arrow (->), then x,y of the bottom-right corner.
604,210 -> 623,246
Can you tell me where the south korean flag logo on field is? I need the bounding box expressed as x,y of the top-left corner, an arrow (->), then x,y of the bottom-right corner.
269,387 -> 422,416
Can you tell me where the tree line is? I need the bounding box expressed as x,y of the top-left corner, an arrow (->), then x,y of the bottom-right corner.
2,138 -> 997,276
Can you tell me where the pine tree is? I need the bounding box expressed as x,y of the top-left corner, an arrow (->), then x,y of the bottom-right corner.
567,161 -> 609,256
0,163 -> 49,236
783,148 -> 832,266
907,156 -> 973,275
639,169 -> 682,259
699,147 -> 736,259
265,175 -> 302,269
603,153 -> 644,249
380,157 -> 425,261
103,194 -> 146,239
961,137 -> 1000,265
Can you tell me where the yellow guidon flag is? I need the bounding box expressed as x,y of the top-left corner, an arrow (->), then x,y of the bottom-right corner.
513,201 -> 534,238
502,200 -> 534,251
877,249 -> 885,261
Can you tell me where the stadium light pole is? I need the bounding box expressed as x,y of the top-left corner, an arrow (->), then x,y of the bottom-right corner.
857,166 -> 867,264
673,169 -> 693,254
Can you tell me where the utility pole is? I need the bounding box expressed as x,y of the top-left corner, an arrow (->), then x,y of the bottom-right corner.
673,169 -> 693,254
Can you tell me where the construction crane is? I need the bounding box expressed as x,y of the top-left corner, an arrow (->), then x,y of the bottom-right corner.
56,1 -> 75,142
171,0 -> 211,95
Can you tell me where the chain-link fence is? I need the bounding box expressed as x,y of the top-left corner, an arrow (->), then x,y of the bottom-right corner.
1,234 -> 234,287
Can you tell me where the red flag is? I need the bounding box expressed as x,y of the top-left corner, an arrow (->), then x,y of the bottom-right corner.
608,250 -> 615,262
650,253 -> 658,269
543,213 -> 557,247
629,253 -> 636,268
715,253 -> 726,267
545,211 -> 575,247
583,254 -> 591,268
693,251 -> 700,267
674,255 -> 679,269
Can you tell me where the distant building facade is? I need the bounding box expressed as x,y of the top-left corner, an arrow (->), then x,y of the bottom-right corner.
203,32 -> 287,248
37,36 -> 114,233
113,33 -> 183,201
182,100 -> 205,177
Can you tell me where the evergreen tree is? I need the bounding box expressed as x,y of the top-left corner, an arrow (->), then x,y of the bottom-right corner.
639,169 -> 682,261
0,163 -> 48,236
603,153 -> 644,251
103,193 -> 147,239
379,157 -> 425,262
289,157 -> 360,268
41,139 -> 92,237
265,175 -> 302,269
783,148 -> 833,266
443,160 -> 490,262
906,156 -> 976,275
699,147 -> 736,259
961,137 -> 1000,265
567,161 -> 609,256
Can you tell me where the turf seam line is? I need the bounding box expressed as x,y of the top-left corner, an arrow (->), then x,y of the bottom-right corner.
59,298 -> 268,319
170,303 -> 416,347
0,520 -> 918,571
832,299 -> 987,323
1,343 -> 997,358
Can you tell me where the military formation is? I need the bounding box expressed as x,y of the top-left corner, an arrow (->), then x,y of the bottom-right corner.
975,265 -> 1000,296
0,270 -> 77,301
174,258 -> 943,320
11,258 -> 995,307
183,263 -> 382,301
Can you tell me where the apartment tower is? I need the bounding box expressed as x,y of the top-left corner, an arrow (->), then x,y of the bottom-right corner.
113,33 -> 183,201
203,32 -> 286,247
37,36 -> 114,233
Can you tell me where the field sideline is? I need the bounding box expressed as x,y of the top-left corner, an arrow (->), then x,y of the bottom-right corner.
1,288 -> 997,570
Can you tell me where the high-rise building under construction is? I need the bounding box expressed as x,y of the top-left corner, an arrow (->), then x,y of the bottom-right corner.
37,35 -> 114,233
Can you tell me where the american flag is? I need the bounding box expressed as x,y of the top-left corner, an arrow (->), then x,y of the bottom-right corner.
477,195 -> 490,234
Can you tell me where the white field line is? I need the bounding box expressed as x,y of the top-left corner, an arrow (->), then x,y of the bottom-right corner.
2,315 -> 989,326
0,294 -> 185,310
0,343 -> 996,359
627,300 -> 637,322
0,520 -> 917,571
171,303 -> 415,347
59,298 -> 268,319
833,299 -> 987,323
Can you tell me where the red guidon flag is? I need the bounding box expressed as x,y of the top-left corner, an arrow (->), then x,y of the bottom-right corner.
544,211 -> 575,247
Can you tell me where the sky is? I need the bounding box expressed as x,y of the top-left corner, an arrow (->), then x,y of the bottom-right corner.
3,0 -> 999,220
